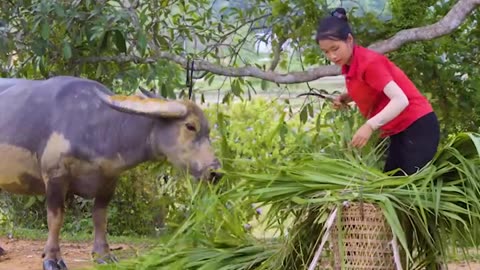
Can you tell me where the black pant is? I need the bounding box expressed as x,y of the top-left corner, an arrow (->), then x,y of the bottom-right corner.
385,112 -> 442,269
383,112 -> 440,175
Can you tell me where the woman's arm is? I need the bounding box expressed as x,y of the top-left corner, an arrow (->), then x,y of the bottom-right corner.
366,81 -> 409,130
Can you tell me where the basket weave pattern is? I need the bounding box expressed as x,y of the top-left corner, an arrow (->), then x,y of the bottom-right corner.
330,202 -> 396,270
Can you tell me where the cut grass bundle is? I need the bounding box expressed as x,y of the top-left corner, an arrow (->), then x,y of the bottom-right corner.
231,132 -> 480,269
95,132 -> 480,270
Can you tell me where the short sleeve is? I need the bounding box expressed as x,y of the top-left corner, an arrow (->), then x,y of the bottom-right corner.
363,58 -> 394,93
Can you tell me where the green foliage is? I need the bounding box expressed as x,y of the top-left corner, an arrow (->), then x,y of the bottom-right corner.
206,98 -> 316,168
104,163 -> 169,236
1,194 -> 48,233
2,0 -> 478,135
0,0 -> 186,94
208,95 -> 387,170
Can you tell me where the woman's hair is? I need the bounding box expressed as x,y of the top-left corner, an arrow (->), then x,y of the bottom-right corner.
315,8 -> 353,43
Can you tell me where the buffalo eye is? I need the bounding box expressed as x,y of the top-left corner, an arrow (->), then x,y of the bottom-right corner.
185,123 -> 197,132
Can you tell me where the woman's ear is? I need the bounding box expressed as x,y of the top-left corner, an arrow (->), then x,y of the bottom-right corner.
347,33 -> 354,47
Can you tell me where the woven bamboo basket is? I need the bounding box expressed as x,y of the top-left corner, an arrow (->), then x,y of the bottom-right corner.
329,202 -> 397,270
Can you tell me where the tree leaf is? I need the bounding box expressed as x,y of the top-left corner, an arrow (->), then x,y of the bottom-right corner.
41,21 -> 49,40
308,103 -> 314,117
114,30 -> 127,53
100,30 -> 110,51
299,105 -> 308,124
54,4 -> 65,17
62,41 -> 72,60
207,74 -> 215,86
24,197 -> 38,209
231,80 -> 243,97
261,80 -> 268,91
161,83 -> 168,98
96,62 -> 103,78
138,31 -> 147,56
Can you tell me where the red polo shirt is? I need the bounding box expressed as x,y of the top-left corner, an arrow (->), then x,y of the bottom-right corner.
341,45 -> 433,137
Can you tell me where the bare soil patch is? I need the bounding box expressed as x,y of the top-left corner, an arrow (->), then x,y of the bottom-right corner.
1,237 -> 480,270
0,237 -> 137,270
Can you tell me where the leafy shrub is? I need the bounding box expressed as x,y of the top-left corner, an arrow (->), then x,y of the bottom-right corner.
206,98 -> 317,169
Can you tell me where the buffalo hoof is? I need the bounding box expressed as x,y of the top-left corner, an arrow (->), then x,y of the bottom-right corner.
93,253 -> 119,264
43,259 -> 69,270
57,259 -> 68,270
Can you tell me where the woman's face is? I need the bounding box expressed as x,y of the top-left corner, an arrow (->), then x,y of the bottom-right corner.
318,34 -> 354,66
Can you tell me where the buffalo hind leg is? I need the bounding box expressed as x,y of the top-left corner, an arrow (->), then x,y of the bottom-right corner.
0,246 -> 5,256
91,190 -> 118,264
42,176 -> 69,270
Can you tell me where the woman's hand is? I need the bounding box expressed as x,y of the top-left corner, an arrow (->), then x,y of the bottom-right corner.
332,93 -> 350,110
351,123 -> 374,148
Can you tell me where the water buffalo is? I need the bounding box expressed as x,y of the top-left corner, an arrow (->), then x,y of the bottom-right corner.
0,76 -> 222,270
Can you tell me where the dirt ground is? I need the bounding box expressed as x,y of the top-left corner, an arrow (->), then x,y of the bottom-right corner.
1,238 -> 480,270
0,237 -> 137,270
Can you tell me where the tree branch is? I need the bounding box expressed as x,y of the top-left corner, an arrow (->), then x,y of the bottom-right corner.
216,14 -> 271,41
368,0 -> 480,53
75,0 -> 480,84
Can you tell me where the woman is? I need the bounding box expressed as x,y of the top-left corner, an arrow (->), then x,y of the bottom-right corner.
316,8 -> 440,176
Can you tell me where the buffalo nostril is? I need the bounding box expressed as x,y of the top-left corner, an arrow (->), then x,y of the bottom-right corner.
209,171 -> 223,183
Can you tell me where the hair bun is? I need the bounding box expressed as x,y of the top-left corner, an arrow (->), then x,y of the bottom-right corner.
331,8 -> 348,21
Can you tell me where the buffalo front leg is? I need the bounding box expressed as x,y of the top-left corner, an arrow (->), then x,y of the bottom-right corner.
91,191 -> 118,264
0,245 -> 5,256
42,176 -> 69,270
